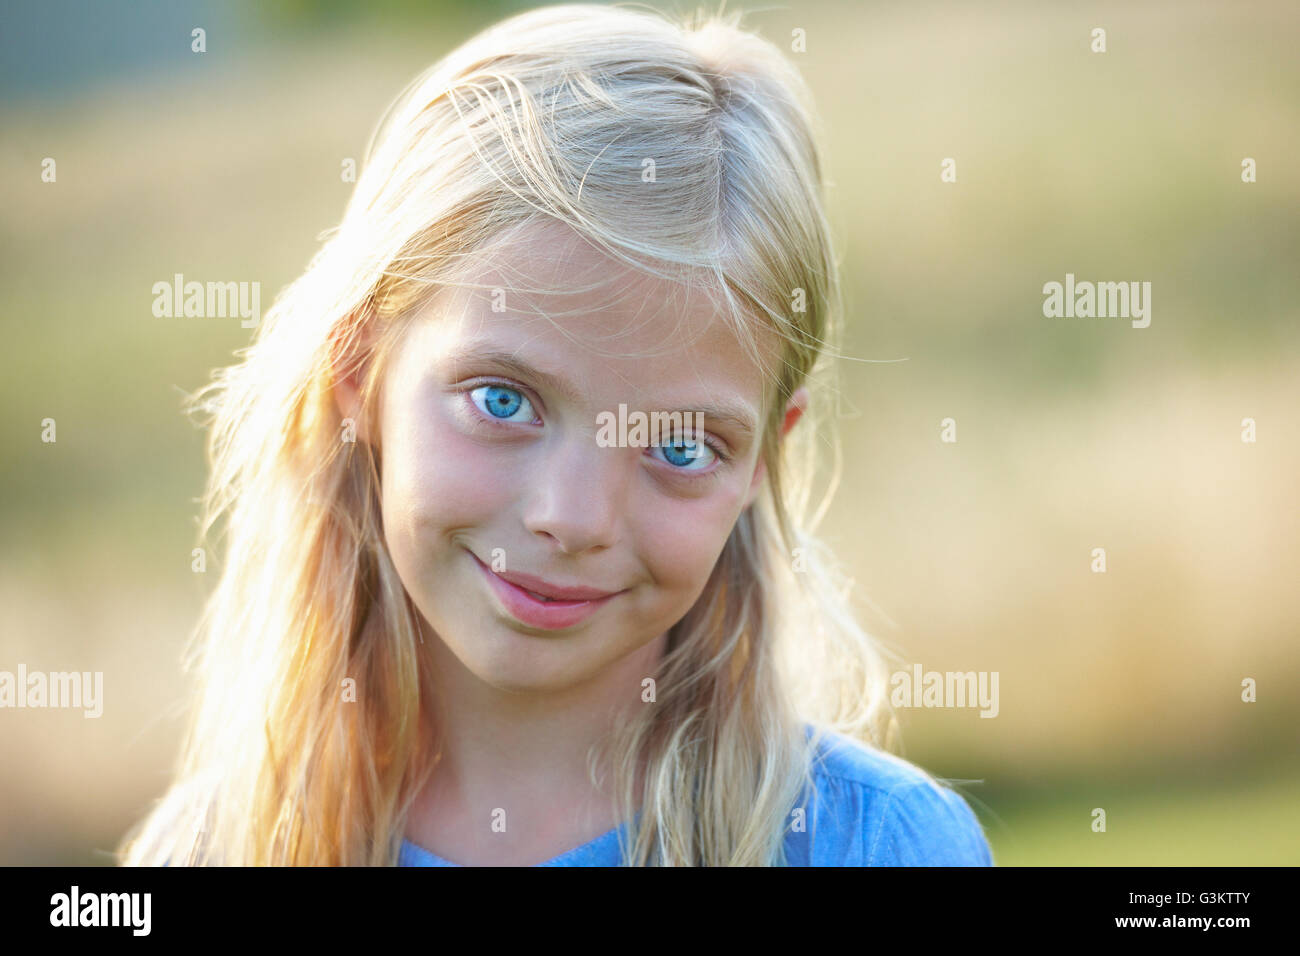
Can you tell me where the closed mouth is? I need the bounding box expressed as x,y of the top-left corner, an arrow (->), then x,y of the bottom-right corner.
470,552 -> 623,602
467,549 -> 627,631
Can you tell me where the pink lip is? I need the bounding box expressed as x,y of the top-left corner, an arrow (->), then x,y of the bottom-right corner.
470,551 -> 624,631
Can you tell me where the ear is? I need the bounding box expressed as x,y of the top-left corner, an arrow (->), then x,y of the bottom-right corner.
330,309 -> 377,445
743,386 -> 809,508
332,363 -> 370,445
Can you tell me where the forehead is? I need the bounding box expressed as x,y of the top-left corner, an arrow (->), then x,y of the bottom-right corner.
417,223 -> 779,415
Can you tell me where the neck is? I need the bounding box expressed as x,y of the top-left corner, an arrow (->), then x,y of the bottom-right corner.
408,617 -> 668,860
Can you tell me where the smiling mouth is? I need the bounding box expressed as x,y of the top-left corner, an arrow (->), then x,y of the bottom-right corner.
469,552 -> 622,601
468,550 -> 626,630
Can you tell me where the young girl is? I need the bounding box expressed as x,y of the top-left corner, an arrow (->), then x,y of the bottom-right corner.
119,3 -> 993,867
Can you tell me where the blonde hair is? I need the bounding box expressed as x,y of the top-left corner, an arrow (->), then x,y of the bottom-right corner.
118,2 -> 899,867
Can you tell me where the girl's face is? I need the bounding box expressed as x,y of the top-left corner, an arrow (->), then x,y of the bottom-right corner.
359,227 -> 800,694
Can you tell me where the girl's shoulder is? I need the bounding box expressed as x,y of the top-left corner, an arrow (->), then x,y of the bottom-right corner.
786,725 -> 995,866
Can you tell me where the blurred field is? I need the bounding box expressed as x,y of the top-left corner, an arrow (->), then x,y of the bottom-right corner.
982,767 -> 1300,866
1,0 -> 1297,864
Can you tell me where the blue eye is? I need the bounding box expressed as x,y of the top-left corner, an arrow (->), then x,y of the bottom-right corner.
652,436 -> 717,470
470,384 -> 535,423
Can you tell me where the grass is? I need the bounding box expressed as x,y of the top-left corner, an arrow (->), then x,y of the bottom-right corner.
983,769 -> 1300,866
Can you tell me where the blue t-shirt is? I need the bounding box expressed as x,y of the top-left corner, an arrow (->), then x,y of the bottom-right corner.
398,726 -> 994,866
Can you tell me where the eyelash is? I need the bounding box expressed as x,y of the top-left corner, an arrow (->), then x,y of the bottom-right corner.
461,378 -> 732,472
464,378 -> 542,426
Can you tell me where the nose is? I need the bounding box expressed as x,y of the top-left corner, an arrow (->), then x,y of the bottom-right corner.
521,429 -> 626,555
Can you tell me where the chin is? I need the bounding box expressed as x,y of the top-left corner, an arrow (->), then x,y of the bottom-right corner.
456,624 -> 595,694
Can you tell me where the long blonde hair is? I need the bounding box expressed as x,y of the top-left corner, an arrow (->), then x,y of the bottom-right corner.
118,2 -> 899,867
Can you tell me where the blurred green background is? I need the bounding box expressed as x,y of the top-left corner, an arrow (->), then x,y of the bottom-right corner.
2,0 -> 1297,865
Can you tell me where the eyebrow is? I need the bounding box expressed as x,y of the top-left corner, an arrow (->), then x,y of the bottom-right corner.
445,343 -> 761,447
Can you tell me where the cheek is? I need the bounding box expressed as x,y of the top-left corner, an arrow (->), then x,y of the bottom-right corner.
633,482 -> 748,602
378,385 -> 513,562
